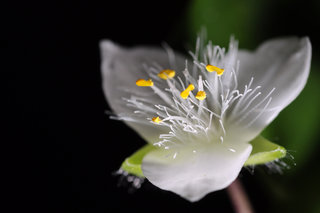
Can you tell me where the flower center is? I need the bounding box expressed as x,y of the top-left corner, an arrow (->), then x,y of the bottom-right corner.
116,38 -> 275,149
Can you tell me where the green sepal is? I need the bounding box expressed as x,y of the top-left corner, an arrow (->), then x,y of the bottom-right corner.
244,136 -> 287,166
120,136 -> 287,177
120,144 -> 157,177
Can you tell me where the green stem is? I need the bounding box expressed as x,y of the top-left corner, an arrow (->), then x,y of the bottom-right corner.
227,179 -> 254,213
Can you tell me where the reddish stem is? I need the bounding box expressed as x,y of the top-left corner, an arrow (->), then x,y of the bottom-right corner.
227,179 -> 254,213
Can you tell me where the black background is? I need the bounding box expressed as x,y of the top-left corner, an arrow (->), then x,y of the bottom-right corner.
5,0 -> 320,212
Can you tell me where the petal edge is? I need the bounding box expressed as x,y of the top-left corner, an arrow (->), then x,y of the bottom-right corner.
142,143 -> 252,202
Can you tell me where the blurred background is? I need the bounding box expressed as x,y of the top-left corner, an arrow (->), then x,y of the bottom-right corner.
6,0 -> 320,212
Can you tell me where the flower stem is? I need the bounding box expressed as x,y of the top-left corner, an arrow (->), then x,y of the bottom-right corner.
227,179 -> 254,213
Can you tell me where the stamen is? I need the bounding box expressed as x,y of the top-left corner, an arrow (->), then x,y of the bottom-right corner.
219,119 -> 226,136
196,91 -> 206,100
206,64 -> 224,76
245,97 -> 272,128
180,84 -> 195,99
157,69 -> 176,80
136,79 -> 153,87
122,37 -> 260,149
220,136 -> 224,143
152,116 -> 162,123
236,88 -> 275,125
188,98 -> 221,118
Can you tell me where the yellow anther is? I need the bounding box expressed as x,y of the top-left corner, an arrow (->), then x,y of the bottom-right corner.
186,84 -> 195,91
157,69 -> 176,80
152,116 -> 162,123
136,79 -> 153,87
196,91 -> 206,100
206,64 -> 224,76
180,84 -> 195,99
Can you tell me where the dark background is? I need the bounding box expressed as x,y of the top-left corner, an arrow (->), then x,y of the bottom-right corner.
5,0 -> 320,212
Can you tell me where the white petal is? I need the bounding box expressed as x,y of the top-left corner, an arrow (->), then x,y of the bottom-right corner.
100,40 -> 186,144
227,37 -> 311,142
142,142 -> 252,202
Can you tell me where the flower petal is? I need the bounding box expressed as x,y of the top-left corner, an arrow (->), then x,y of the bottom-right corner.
228,37 -> 311,142
100,40 -> 186,144
142,142 -> 252,202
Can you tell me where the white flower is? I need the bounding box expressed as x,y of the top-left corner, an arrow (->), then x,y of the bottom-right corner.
100,36 -> 311,202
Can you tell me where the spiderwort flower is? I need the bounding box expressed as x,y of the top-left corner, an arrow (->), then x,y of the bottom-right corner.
100,37 -> 311,202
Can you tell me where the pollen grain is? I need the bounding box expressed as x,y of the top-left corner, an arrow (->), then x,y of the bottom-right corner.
196,91 -> 206,100
157,69 -> 175,80
206,64 -> 224,76
152,116 -> 162,123
136,79 -> 154,87
180,84 -> 195,99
